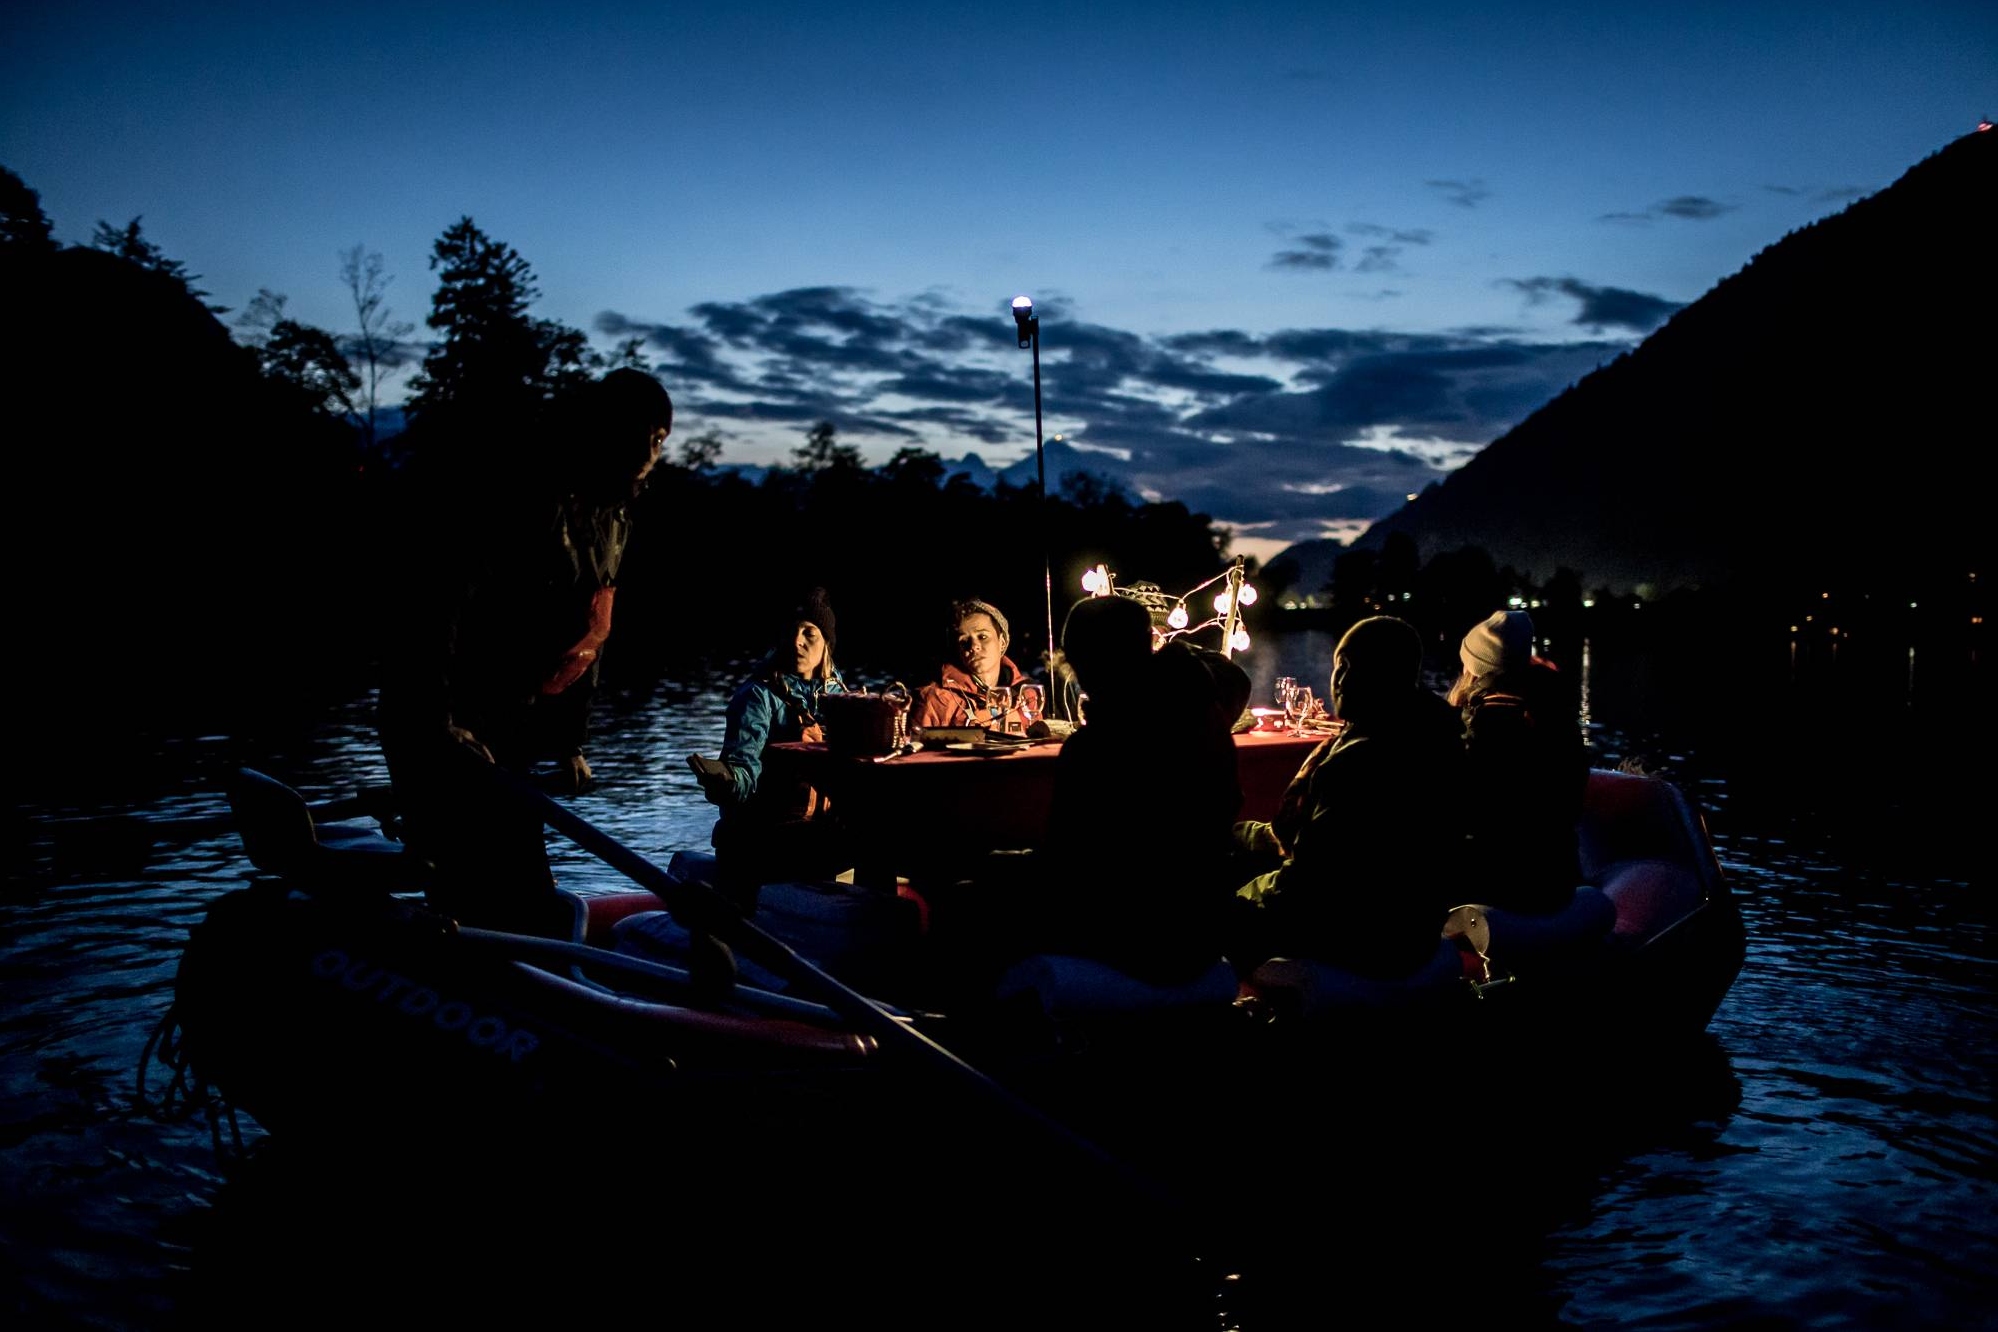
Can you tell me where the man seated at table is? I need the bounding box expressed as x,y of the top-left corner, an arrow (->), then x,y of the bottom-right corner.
922,594 -> 1250,1002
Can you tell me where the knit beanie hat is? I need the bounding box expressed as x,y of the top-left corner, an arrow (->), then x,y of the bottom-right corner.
793,587 -> 837,653
952,598 -> 1010,642
1460,610 -> 1534,678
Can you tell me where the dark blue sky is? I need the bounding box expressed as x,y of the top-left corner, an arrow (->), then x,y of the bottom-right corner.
5,1 -> 1992,559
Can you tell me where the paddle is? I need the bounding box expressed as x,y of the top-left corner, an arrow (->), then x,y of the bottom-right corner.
36,787 -> 395,874
450,925 -> 861,1028
473,757 -> 1194,1219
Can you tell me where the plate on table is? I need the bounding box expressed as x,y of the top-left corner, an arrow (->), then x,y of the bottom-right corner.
942,742 -> 1018,757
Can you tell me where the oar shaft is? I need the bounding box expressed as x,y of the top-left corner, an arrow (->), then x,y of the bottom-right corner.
39,789 -> 392,851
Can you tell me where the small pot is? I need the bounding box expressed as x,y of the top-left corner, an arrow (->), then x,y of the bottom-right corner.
822,684 -> 911,758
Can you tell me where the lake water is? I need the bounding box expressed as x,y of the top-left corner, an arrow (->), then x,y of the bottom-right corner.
5,632 -> 1993,1330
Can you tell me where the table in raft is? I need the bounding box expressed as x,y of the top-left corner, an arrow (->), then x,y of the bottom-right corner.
765,726 -> 1328,888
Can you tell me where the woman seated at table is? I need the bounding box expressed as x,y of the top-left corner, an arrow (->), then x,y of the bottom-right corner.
691,587 -> 853,907
1447,609 -> 1589,915
911,597 -> 1036,733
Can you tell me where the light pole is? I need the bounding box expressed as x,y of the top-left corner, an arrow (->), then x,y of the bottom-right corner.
1011,294 -> 1056,700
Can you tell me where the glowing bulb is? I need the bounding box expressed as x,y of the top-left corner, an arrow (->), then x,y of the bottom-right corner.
1167,603 -> 1189,630
1213,591 -> 1233,616
1237,584 -> 1257,607
1081,567 -> 1106,594
1231,627 -> 1251,653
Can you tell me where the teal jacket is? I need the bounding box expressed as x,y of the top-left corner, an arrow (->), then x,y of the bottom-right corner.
709,664 -> 847,814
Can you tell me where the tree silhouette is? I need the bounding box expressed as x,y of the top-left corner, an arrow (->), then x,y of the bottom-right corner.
403,216 -> 591,433
792,419 -> 863,471
0,166 -> 56,253
675,427 -> 725,471
265,321 -> 363,419
235,288 -> 362,418
603,336 -> 649,372
339,244 -> 415,449
88,216 -> 224,311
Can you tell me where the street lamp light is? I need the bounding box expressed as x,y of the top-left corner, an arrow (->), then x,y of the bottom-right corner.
1011,294 -> 1036,348
1012,294 -> 1055,707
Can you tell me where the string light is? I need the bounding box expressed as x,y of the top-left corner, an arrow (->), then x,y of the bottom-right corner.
1076,555 -> 1258,658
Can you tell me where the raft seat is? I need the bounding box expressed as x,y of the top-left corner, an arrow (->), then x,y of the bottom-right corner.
614,854 -> 924,998
615,909 -> 791,992
227,768 -> 425,896
1237,935 -> 1464,1020
991,954 -> 1242,1023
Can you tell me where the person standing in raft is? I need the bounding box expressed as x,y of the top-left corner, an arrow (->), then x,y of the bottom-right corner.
911,597 -> 1034,733
376,367 -> 673,940
1227,614 -> 1464,980
691,588 -> 854,910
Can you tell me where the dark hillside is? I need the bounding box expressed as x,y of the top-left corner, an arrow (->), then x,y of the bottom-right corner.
4,245 -> 373,785
1356,128 -> 1995,598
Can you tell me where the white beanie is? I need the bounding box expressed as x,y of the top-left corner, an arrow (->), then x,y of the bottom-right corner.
1460,610 -> 1534,677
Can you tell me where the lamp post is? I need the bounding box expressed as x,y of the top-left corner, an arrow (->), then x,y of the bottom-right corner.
1011,294 -> 1056,699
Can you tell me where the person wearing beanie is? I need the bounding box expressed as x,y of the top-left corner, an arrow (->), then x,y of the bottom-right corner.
1227,614 -> 1465,981
374,367 -> 674,942
911,597 -> 1033,731
790,587 -> 837,659
692,586 -> 852,906
1447,609 -> 1589,915
1457,609 -> 1535,682
566,367 -> 674,503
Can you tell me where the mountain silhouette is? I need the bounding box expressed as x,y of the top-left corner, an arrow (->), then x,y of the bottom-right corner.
1351,127 -> 1994,597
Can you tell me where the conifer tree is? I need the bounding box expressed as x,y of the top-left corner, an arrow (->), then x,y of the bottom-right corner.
0,166 -> 57,254
88,215 -> 225,311
404,216 -> 591,432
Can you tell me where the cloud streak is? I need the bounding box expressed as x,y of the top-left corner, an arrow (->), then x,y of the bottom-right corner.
597,284 -> 1662,549
1600,194 -> 1739,223
1499,276 -> 1684,333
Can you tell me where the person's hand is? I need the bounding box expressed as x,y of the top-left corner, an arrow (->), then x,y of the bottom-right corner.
447,724 -> 494,763
539,751 -> 595,795
695,767 -> 731,803
1233,819 -> 1281,859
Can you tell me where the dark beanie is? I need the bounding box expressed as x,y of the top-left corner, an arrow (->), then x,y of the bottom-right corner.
793,587 -> 837,652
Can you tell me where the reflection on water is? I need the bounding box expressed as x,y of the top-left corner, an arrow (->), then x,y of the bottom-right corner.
4,639 -> 1995,1329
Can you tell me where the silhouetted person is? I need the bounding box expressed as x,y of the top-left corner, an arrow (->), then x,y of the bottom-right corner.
376,367 -> 673,938
1447,609 -> 1589,914
1229,615 -> 1462,980
928,595 -> 1251,999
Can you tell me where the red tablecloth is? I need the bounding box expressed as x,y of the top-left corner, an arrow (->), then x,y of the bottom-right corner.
766,727 -> 1325,885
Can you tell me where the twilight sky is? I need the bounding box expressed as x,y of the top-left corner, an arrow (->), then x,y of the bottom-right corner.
6,1 -> 1993,562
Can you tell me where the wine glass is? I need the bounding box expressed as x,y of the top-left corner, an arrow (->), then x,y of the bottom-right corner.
988,684 -> 1015,734
1287,684 -> 1314,730
1274,676 -> 1296,729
